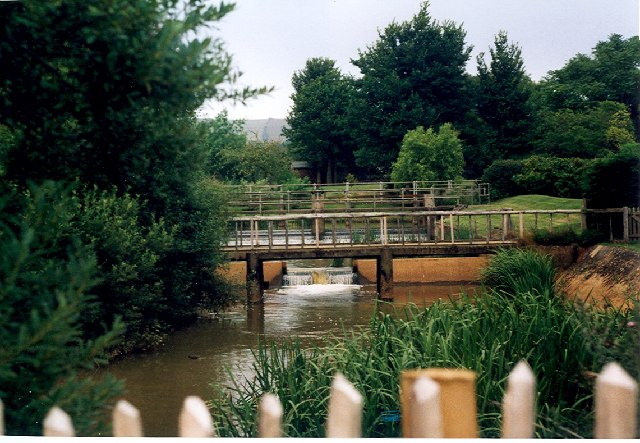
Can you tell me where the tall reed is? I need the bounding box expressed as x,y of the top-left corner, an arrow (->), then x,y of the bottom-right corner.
211,250 -> 637,438
481,247 -> 556,296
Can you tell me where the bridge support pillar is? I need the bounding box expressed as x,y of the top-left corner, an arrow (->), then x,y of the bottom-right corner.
247,253 -> 264,304
377,249 -> 394,301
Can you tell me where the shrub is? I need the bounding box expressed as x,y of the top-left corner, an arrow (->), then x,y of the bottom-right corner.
67,186 -> 175,353
481,159 -> 524,200
0,182 -> 124,435
514,156 -> 592,198
582,146 -> 640,208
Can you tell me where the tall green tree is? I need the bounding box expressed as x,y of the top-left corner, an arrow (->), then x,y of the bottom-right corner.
466,31 -> 533,176
538,34 -> 640,133
350,2 -> 471,177
0,1 -> 264,333
390,123 -> 464,182
532,101 -> 633,158
198,111 -> 248,177
284,58 -> 357,183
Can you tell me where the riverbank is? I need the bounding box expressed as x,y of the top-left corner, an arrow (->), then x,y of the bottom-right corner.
557,244 -> 640,307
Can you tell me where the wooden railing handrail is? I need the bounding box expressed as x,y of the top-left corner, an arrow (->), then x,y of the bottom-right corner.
229,209 -> 584,222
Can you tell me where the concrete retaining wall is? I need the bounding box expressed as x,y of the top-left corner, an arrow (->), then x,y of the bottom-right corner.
355,256 -> 489,284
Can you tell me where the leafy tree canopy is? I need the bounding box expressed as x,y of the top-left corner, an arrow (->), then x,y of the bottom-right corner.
391,123 -> 464,182
538,34 -> 640,123
532,101 -> 633,158
350,2 -> 471,176
284,58 -> 357,183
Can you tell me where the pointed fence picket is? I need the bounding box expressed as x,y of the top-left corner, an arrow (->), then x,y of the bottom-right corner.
1,360 -> 637,438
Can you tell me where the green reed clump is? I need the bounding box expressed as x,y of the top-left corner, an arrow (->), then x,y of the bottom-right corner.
481,248 -> 556,296
211,250 -> 637,438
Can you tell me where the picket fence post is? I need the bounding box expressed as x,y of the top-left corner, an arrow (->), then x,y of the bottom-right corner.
43,406 -> 75,437
325,373 -> 363,438
502,360 -> 536,438
594,362 -> 638,438
258,393 -> 283,438
403,375 -> 442,437
113,399 -> 143,437
402,368 -> 477,438
178,396 -> 214,437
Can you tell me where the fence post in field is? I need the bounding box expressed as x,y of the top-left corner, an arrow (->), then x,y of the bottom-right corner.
43,406 -> 75,437
326,373 -> 363,438
594,362 -> 638,438
623,207 -> 630,242
502,360 -> 536,438
113,399 -> 143,437
0,399 -> 4,435
258,393 -> 283,438
402,368 -> 477,437
400,374 -> 442,437
179,396 -> 214,438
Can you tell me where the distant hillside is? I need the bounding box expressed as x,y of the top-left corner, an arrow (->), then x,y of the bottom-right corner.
243,118 -> 288,143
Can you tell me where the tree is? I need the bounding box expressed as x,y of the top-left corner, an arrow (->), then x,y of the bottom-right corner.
466,31 -> 533,175
215,140 -> 302,184
532,101 -> 632,158
284,58 -> 357,183
0,0 -> 263,337
391,123 -> 464,182
198,111 -> 248,177
350,2 -> 471,176
538,34 -> 640,133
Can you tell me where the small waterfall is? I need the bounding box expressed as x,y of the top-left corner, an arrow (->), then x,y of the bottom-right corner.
283,267 -> 358,286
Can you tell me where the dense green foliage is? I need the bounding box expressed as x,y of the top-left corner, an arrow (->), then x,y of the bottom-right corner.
481,248 -> 555,295
482,157 -> 593,200
464,31 -> 533,177
513,156 -> 593,198
200,111 -> 302,184
0,0 -> 262,433
582,145 -> 640,208
211,251 -> 638,438
284,58 -> 357,182
390,123 -> 464,182
349,3 -> 471,176
532,101 -> 634,158
0,0 -> 256,350
0,183 -> 124,435
283,2 -> 638,185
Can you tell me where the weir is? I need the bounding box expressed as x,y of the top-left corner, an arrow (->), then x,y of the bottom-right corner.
283,267 -> 358,286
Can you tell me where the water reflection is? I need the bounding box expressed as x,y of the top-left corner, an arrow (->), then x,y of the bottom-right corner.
100,282 -> 475,436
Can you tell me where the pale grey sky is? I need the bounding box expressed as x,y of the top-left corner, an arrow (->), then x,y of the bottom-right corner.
199,0 -> 639,121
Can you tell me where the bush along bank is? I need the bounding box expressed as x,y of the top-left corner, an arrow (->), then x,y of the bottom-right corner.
211,248 -> 639,438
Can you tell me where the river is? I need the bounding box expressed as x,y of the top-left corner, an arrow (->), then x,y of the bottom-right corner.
99,267 -> 475,436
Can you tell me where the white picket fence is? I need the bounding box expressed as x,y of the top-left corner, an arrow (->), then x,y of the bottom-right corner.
0,361 -> 637,437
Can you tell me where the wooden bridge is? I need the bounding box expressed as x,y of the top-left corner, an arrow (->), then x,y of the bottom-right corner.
222,209 -> 586,302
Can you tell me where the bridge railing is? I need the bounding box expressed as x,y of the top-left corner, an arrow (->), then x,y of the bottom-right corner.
225,180 -> 491,215
224,209 -> 584,251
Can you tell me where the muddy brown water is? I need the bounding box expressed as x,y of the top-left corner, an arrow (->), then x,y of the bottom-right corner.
98,263 -> 479,436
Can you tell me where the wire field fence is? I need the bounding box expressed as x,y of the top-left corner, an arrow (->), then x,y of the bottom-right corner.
4,361 -> 636,437
225,180 -> 491,215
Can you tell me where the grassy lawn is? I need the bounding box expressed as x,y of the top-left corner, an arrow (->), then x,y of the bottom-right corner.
469,194 -> 583,211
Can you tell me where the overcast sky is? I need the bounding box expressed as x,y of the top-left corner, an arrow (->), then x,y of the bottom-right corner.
198,0 -> 639,121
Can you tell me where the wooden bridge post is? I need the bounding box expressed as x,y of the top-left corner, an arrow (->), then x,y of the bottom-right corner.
247,253 -> 264,304
377,249 -> 394,300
